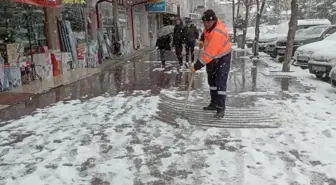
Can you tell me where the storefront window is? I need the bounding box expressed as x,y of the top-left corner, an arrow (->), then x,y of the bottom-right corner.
0,1 -> 46,55
100,2 -> 114,27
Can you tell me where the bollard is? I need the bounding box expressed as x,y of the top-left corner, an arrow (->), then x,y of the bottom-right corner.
237,34 -> 244,49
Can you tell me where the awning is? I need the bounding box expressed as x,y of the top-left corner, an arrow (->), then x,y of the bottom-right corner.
12,0 -> 60,7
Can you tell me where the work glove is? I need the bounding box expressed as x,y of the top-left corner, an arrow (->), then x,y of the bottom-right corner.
199,41 -> 204,49
191,65 -> 196,73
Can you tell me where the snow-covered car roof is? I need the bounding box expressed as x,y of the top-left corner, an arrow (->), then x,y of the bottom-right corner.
297,19 -> 331,26
295,25 -> 330,39
274,19 -> 331,35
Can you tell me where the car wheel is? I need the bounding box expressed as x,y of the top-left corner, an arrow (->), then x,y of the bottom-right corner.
315,74 -> 323,79
300,66 -> 308,70
270,53 -> 277,58
278,57 -> 284,63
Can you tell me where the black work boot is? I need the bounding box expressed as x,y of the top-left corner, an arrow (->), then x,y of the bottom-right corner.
203,103 -> 217,111
179,59 -> 183,66
214,108 -> 225,119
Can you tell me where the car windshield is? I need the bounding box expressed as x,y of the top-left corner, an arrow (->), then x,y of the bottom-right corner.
247,27 -> 269,35
265,28 -> 277,34
301,26 -> 328,35
324,32 -> 336,40
247,27 -> 255,34
296,29 -> 304,34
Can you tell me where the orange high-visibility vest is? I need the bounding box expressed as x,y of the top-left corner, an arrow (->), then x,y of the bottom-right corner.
200,21 -> 231,65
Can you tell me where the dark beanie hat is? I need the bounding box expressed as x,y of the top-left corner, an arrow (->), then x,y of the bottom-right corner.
202,9 -> 217,21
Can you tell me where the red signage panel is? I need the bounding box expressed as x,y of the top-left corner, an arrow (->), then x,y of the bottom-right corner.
12,0 -> 60,8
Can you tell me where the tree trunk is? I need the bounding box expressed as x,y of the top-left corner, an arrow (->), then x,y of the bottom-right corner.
254,0 -> 266,57
234,0 -> 240,41
232,0 -> 236,42
282,0 -> 298,72
236,0 -> 241,20
242,0 -> 249,49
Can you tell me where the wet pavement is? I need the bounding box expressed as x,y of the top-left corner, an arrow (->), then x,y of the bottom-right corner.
0,49 -> 311,122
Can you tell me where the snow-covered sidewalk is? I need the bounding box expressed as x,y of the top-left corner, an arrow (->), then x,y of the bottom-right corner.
0,56 -> 336,185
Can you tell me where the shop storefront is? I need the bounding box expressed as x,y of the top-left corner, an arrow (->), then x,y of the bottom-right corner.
0,0 -> 98,92
0,1 -> 48,90
145,0 -> 178,27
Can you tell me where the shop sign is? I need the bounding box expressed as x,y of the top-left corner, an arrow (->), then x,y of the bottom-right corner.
146,0 -> 166,13
166,3 -> 178,15
189,13 -> 200,19
12,0 -> 60,7
62,0 -> 85,4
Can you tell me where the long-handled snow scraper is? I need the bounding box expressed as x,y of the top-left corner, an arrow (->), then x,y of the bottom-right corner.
180,72 -> 195,119
180,48 -> 202,119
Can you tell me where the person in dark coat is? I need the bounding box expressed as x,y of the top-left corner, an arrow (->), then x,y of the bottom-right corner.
173,18 -> 184,66
156,34 -> 171,68
183,20 -> 199,64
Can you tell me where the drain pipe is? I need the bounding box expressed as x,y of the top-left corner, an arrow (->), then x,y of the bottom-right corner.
131,1 -> 147,50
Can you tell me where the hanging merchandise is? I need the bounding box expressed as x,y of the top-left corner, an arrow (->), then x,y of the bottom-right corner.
64,21 -> 79,68
87,41 -> 99,68
8,63 -> 22,89
33,53 -> 53,80
51,53 -> 61,77
57,19 -> 78,69
76,43 -> 87,68
12,0 -> 60,8
6,43 -> 24,64
0,55 -> 7,91
61,53 -> 73,73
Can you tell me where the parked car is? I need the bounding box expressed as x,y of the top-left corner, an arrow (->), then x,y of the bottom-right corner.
293,32 -> 336,69
308,47 -> 336,80
246,28 -> 279,52
276,25 -> 336,62
245,26 -> 270,49
265,29 -> 305,58
265,19 -> 331,59
330,66 -> 336,88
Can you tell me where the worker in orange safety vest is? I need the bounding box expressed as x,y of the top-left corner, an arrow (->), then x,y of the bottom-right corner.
191,9 -> 232,119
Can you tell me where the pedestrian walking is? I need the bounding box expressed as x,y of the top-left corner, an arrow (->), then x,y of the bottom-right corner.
191,9 -> 232,119
173,18 -> 184,66
156,34 -> 171,68
183,20 -> 199,64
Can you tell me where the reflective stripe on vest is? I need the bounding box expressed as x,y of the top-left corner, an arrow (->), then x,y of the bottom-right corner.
218,91 -> 227,95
